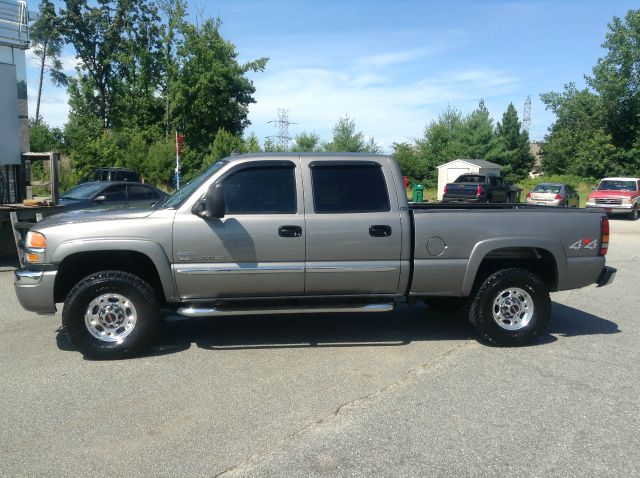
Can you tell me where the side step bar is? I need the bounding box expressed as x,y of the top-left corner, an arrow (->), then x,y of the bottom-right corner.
177,303 -> 394,317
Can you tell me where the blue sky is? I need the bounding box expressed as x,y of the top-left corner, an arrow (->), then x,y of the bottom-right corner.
27,0 -> 638,151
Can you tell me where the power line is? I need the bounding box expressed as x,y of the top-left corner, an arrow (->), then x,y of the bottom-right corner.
523,95 -> 531,133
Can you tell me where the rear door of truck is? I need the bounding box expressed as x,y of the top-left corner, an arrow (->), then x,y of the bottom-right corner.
302,159 -> 403,295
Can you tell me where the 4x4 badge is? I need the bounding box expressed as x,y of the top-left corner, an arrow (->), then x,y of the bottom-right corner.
569,239 -> 598,250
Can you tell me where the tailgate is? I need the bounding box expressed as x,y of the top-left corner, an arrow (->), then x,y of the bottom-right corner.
445,184 -> 479,198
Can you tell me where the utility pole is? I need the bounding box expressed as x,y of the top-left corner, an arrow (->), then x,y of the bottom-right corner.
175,131 -> 184,190
268,108 -> 295,150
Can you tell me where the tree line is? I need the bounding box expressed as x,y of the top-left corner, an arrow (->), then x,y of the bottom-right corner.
32,2 -> 636,191
541,10 -> 640,178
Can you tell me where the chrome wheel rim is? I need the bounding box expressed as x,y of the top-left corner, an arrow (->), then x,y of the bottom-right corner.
492,287 -> 534,331
84,293 -> 137,343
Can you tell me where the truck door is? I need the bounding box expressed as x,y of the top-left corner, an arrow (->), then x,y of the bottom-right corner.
172,160 -> 305,300
303,160 -> 403,295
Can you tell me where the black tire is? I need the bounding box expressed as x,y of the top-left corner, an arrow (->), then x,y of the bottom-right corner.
424,297 -> 468,311
628,205 -> 638,221
62,271 -> 159,360
468,268 -> 550,346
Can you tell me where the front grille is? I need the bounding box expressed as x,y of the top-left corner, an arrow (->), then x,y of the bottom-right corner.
595,198 -> 622,206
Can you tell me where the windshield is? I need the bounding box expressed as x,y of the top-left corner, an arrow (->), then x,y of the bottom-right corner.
161,160 -> 228,208
597,180 -> 637,191
455,175 -> 485,183
60,182 -> 105,200
532,184 -> 561,194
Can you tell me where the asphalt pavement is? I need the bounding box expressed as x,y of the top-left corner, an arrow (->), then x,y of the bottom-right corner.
0,219 -> 638,477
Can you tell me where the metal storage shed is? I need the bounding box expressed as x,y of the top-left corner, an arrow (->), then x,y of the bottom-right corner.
436,159 -> 502,200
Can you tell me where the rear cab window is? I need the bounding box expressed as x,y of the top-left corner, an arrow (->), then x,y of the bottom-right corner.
455,175 -> 486,184
310,163 -> 390,213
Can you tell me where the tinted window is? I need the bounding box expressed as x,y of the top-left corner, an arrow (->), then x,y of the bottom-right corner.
312,164 -> 390,213
455,175 -> 485,183
100,185 -> 127,202
128,185 -> 159,201
113,170 -> 140,182
533,184 -> 561,194
597,180 -> 637,191
224,165 -> 296,214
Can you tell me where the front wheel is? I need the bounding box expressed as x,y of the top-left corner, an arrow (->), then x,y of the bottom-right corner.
628,205 -> 638,221
468,268 -> 550,346
62,271 -> 159,359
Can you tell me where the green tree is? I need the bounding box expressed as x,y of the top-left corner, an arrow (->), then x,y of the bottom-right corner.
30,0 -> 67,125
587,10 -> 640,149
324,116 -> 381,153
461,100 -> 502,160
494,103 -> 533,182
60,0 -> 163,131
29,119 -> 65,152
540,84 -> 605,175
204,128 -> 243,167
171,18 -> 268,152
291,131 -> 321,152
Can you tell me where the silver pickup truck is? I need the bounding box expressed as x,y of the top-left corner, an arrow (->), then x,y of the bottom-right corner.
14,153 -> 616,359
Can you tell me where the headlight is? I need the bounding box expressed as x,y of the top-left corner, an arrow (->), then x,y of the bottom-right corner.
622,197 -> 630,204
25,232 -> 46,263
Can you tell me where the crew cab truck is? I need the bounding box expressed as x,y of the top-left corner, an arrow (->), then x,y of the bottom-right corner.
442,173 -> 511,203
14,154 -> 616,359
586,177 -> 640,220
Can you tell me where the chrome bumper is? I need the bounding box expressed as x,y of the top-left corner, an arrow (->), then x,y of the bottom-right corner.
14,268 -> 58,315
596,266 -> 616,288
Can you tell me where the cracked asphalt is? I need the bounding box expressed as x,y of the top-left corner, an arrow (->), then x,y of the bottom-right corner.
1,219 -> 638,477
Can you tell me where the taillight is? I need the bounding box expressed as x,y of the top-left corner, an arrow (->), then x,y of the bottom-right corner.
476,185 -> 483,196
555,194 -> 563,200
600,216 -> 609,256
444,185 -> 447,194
526,192 -> 531,199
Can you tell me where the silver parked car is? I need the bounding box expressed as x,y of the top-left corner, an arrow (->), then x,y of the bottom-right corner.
526,183 -> 579,207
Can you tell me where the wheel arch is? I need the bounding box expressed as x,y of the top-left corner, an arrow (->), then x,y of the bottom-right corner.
53,241 -> 176,304
462,238 -> 565,296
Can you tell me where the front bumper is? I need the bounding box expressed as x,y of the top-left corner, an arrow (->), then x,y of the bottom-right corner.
586,203 -> 633,214
596,266 -> 616,288
14,268 -> 58,315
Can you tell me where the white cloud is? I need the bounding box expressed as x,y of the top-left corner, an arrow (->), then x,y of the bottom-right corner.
247,61 -> 520,151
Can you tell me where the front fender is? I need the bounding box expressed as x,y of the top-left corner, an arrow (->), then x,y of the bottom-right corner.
51,239 -> 177,302
461,237 -> 567,296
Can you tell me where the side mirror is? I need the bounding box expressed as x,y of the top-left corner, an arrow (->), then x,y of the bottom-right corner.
94,195 -> 106,202
204,182 -> 225,218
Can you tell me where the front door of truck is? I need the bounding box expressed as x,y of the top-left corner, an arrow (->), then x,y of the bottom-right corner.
303,161 -> 403,296
172,160 -> 305,300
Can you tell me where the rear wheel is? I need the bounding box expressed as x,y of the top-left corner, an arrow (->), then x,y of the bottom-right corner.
468,268 -> 550,346
62,271 -> 159,359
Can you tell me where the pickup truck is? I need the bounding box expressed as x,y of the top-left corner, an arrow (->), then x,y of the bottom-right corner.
442,173 -> 511,203
586,177 -> 640,220
14,153 -> 616,359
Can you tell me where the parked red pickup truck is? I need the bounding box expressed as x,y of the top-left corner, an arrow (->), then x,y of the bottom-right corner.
586,177 -> 640,220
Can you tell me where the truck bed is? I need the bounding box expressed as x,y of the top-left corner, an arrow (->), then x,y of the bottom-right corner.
408,203 -> 606,297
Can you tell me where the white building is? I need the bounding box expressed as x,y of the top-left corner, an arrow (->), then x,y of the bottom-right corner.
0,0 -> 30,203
436,158 -> 502,200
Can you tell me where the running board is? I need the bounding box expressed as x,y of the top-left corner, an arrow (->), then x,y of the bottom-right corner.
177,303 -> 394,317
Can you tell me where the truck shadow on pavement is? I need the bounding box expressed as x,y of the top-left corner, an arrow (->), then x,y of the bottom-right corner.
54,302 -> 620,358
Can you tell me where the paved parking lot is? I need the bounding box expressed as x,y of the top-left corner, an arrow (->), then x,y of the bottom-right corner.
1,219 -> 638,477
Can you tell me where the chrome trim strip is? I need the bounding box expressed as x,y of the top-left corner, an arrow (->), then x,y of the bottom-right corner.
176,265 -> 304,275
306,266 -> 398,273
178,303 -> 394,317
14,269 -> 43,285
